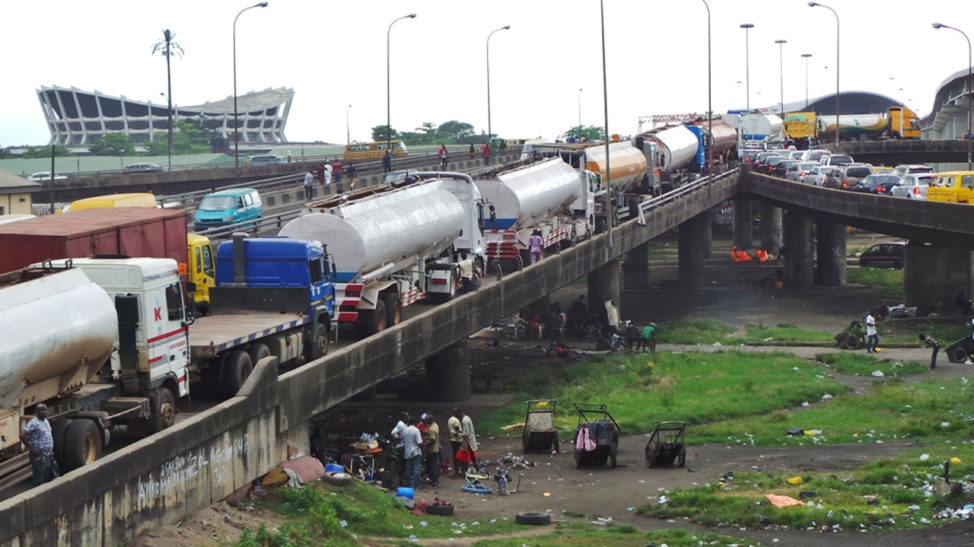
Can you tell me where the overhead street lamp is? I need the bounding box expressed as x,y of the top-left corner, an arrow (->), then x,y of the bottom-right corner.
808,2 -> 839,148
600,0 -> 612,247
933,22 -> 972,170
775,39 -> 787,118
387,13 -> 416,166
740,24 -> 754,111
702,0 -> 712,175
153,29 -> 183,172
486,25 -> 510,153
577,88 -> 582,139
346,104 -> 352,145
801,53 -> 812,108
233,2 -> 268,172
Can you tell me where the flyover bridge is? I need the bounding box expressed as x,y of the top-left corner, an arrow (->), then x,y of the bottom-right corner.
8,167 -> 974,544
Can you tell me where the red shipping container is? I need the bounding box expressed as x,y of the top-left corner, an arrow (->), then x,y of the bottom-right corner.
0,208 -> 190,274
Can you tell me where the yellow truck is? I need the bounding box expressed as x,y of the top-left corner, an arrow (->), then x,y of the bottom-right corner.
888,106 -> 921,139
926,171 -> 974,203
60,192 -> 158,213
783,112 -> 818,141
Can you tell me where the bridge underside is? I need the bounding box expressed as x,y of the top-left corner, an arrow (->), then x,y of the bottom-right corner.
828,139 -> 970,166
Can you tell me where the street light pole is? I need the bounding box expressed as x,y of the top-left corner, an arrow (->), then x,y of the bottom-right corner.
809,2 -> 839,148
740,24 -> 754,111
933,22 -> 973,170
775,39 -> 787,118
600,0 -> 612,247
577,88 -> 582,139
702,0 -> 712,176
387,13 -> 416,165
801,53 -> 812,108
233,2 -> 268,173
346,104 -> 352,145
486,25 -> 510,152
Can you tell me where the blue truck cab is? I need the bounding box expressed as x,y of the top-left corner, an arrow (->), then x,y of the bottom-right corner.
193,188 -> 263,232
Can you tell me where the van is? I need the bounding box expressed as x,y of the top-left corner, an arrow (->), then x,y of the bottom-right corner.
62,192 -> 158,213
859,242 -> 905,269
926,171 -> 974,204
248,154 -> 285,165
193,188 -> 263,231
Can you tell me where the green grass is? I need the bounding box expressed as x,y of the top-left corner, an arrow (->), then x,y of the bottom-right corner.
474,526 -> 757,546
235,480 -> 523,546
815,352 -> 928,376
637,443 -> 974,533
848,267 -> 905,295
741,323 -> 836,344
658,318 -> 739,344
479,350 -> 850,438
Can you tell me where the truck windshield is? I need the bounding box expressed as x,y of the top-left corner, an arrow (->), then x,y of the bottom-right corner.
199,196 -> 236,211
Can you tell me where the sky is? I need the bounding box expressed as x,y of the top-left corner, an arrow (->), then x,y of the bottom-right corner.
2,0 -> 973,147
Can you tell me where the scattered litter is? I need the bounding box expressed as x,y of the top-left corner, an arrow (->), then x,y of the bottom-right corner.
786,428 -> 804,436
821,394 -> 833,400
766,494 -> 803,508
919,453 -> 930,462
871,370 -> 885,377
951,457 -> 963,464
787,476 -> 804,485
590,516 -> 614,526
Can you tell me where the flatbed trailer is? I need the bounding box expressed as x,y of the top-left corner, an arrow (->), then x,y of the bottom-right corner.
189,312 -> 312,359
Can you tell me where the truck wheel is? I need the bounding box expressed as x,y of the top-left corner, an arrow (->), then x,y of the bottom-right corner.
51,419 -> 71,466
222,350 -> 253,398
249,343 -> 271,366
62,419 -> 102,471
383,293 -> 401,327
311,324 -> 329,359
150,388 -> 176,433
374,297 -> 388,332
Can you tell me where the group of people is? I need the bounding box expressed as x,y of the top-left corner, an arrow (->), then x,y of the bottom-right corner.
304,160 -> 359,200
389,408 -> 479,489
730,246 -> 770,263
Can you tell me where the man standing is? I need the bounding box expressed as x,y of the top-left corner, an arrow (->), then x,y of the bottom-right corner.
447,410 -> 463,477
458,252 -> 478,294
323,162 -> 333,189
402,419 -> 423,488
303,170 -> 314,201
919,333 -> 941,370
864,310 -> 879,353
346,163 -> 358,189
529,230 -> 544,264
420,413 -> 440,488
460,409 -> 479,472
382,150 -> 392,174
331,159 -> 344,193
438,144 -> 448,169
20,403 -> 57,486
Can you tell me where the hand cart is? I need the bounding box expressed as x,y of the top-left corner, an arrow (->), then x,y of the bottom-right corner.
522,399 -> 559,453
571,402 -> 621,468
644,421 -> 686,468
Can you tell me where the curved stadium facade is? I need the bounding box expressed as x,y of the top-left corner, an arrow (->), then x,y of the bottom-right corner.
36,85 -> 293,147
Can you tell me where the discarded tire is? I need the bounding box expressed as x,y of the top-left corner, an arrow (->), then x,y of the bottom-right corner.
427,502 -> 455,516
515,511 -> 551,525
323,471 -> 353,486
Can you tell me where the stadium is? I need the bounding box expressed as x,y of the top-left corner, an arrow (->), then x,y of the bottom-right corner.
36,85 -> 293,147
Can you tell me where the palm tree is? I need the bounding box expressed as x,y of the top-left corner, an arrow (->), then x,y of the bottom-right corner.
152,30 -> 184,170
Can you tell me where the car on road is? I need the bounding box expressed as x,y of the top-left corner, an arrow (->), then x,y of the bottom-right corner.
858,242 -> 905,269
804,165 -> 840,186
800,149 -> 831,162
838,163 -> 873,187
926,171 -> 974,203
753,152 -> 783,169
26,171 -> 67,181
772,159 -> 802,178
890,173 -> 935,199
851,174 -> 900,195
123,162 -> 163,173
820,154 -> 855,167
763,156 -> 790,175
787,162 -> 820,182
892,164 -> 933,178
248,154 -> 286,165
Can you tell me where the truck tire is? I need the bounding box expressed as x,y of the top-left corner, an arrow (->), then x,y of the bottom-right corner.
357,298 -> 387,338
311,324 -> 329,360
62,419 -> 102,471
383,292 -> 401,327
222,350 -> 253,398
150,388 -> 176,433
249,343 -> 271,366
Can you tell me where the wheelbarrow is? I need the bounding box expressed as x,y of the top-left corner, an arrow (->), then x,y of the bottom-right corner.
834,319 -> 865,350
645,421 -> 687,468
572,402 -> 620,468
522,399 -> 559,453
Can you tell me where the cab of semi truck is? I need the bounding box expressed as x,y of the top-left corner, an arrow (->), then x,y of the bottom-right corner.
186,233 -> 215,313
888,106 -> 921,139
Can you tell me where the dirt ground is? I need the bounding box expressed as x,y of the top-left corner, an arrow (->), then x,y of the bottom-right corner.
131,254 -> 974,547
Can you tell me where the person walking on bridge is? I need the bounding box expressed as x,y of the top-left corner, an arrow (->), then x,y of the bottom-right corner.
382,150 -> 392,174
303,170 -> 314,201
21,403 -> 58,486
528,230 -> 544,264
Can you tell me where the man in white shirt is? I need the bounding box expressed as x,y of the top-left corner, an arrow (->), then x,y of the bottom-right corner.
864,311 -> 879,353
402,421 -> 423,488
303,171 -> 314,201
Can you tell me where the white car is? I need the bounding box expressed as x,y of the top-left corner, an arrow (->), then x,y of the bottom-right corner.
801,165 -> 839,186
26,172 -> 67,181
889,173 -> 935,199
788,162 -> 821,182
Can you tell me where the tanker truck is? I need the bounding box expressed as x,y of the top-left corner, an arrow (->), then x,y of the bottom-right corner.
476,158 -> 592,271
279,176 -> 482,337
0,257 -> 189,485
636,125 -> 701,192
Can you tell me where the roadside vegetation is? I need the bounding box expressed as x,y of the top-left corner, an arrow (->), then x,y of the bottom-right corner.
847,267 -> 904,295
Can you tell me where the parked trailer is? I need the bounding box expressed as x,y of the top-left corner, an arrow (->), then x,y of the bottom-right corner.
0,258 -> 189,489
280,179 -> 469,337
739,113 -> 784,142
476,158 -> 589,270
817,114 -> 888,141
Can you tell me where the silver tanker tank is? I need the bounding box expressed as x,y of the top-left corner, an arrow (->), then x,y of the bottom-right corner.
476,158 -> 580,230
0,268 -> 116,409
644,125 -> 700,173
279,180 -> 466,282
704,120 -> 739,157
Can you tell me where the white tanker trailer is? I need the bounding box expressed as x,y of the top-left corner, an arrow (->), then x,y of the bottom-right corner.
280,178 -> 480,335
0,259 -> 189,484
475,158 -> 591,270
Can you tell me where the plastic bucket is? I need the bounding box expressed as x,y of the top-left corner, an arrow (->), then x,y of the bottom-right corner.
325,463 -> 344,473
396,487 -> 415,499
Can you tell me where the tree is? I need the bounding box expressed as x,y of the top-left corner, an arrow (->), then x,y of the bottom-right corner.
20,145 -> 72,158
145,120 -> 210,155
437,120 -> 475,142
370,125 -> 399,142
89,133 -> 135,156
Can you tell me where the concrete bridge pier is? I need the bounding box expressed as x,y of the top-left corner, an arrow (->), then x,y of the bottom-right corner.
783,211 -> 815,287
904,242 -> 974,315
815,219 -> 847,286
588,260 -> 620,315
678,212 -> 708,289
760,203 -> 783,255
732,200 -> 753,249
424,341 -> 471,402
702,213 -> 713,259
624,242 -> 651,290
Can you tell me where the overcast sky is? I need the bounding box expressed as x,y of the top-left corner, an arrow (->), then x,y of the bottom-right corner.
2,0 -> 972,147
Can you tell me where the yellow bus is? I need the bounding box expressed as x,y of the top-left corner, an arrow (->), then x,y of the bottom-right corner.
343,140 -> 408,161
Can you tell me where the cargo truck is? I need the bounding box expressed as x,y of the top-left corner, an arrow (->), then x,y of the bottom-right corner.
783,112 -> 818,142
0,208 -> 216,313
0,257 -> 190,489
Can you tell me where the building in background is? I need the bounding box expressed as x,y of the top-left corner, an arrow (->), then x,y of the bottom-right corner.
36,85 -> 293,147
